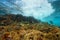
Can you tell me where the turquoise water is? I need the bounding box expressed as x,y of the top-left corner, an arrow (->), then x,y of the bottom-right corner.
42,0 -> 60,26
42,13 -> 60,26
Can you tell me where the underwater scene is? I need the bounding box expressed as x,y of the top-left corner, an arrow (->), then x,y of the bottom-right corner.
0,0 -> 60,40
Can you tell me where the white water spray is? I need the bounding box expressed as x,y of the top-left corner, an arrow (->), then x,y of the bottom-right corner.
15,0 -> 55,20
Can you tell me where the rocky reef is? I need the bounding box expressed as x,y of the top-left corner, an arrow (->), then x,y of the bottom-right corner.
0,14 -> 60,40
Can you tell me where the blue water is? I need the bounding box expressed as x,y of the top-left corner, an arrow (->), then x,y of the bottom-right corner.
42,13 -> 60,26
42,0 -> 60,26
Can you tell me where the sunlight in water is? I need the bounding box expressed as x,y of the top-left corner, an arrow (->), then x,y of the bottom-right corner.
15,0 -> 55,20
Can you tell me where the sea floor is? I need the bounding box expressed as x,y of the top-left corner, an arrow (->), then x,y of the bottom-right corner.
0,23 -> 60,40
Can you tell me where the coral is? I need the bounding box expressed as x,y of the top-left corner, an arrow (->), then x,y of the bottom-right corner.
0,14 -> 60,40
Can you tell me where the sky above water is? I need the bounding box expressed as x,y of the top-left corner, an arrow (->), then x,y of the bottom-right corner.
0,0 -> 60,26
